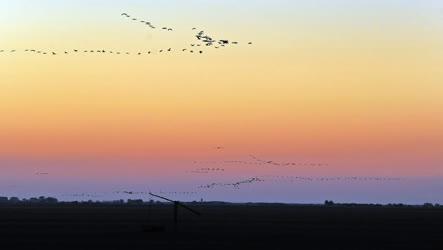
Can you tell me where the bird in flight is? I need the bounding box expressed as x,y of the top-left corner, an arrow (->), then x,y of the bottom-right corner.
35,172 -> 49,175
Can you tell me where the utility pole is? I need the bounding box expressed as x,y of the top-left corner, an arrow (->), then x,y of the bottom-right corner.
149,193 -> 201,232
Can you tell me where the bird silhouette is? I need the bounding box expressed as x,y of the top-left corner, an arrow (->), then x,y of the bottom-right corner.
259,175 -> 402,183
35,172 -> 49,175
199,177 -> 263,189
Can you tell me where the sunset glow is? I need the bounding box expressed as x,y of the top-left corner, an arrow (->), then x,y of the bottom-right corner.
1,0 -> 443,203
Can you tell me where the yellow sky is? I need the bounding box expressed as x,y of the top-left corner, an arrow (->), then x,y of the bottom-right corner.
0,0 -> 442,174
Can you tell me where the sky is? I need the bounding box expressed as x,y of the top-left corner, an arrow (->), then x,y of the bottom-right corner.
0,0 -> 442,203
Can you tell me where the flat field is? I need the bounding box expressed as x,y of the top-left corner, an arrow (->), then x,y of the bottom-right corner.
0,204 -> 442,249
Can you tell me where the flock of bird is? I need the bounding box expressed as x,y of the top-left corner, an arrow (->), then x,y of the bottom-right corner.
192,160 -> 327,167
114,191 -> 150,195
56,174 -> 404,200
187,168 -> 226,174
121,12 -> 251,49
249,155 -> 329,167
196,176 -> 403,190
121,13 -> 173,31
198,177 -> 264,189
259,176 -> 403,183
35,172 -> 49,175
158,191 -> 198,196
1,48 -> 204,56
63,190 -> 199,199
64,193 -> 102,198
54,173 -> 404,199
0,12 -> 253,58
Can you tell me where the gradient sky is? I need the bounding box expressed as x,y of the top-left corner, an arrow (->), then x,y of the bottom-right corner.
1,0 -> 443,203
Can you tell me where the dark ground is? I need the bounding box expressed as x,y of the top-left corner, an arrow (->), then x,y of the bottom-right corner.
0,204 -> 442,249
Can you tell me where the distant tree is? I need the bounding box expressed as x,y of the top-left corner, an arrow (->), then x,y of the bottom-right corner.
9,197 -> 20,203
324,200 -> 334,206
45,197 -> 58,203
127,199 -> 143,205
423,203 -> 434,208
